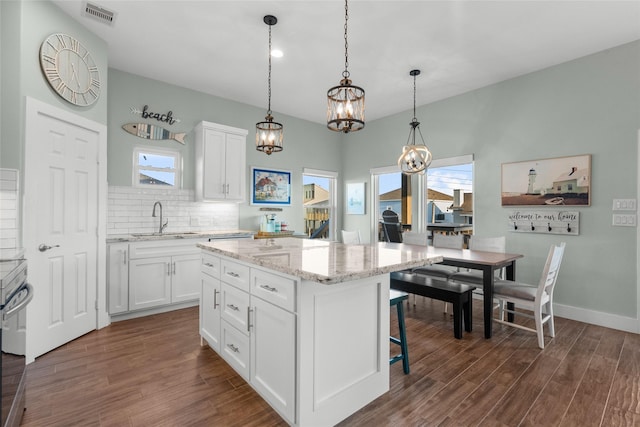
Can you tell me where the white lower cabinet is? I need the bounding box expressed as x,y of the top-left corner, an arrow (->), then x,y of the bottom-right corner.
171,253 -> 202,303
221,319 -> 251,379
250,296 -> 295,422
129,256 -> 172,310
200,272 -> 221,352
200,252 -> 297,424
107,243 -> 129,314
109,239 -> 207,315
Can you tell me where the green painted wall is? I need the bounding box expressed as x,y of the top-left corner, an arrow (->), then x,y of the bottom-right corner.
0,0 -> 108,169
107,69 -> 342,235
343,41 -> 640,319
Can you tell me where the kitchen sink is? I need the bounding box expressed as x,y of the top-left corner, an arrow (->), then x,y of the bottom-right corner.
130,232 -> 200,237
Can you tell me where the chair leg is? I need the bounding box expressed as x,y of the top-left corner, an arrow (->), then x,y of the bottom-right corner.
546,301 -> 555,337
534,305 -> 545,349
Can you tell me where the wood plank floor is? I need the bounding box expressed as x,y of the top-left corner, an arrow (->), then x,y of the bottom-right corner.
21,298 -> 640,426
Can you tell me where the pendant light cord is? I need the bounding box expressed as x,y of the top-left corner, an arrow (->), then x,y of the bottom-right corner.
267,23 -> 273,115
343,0 -> 350,79
412,72 -> 417,123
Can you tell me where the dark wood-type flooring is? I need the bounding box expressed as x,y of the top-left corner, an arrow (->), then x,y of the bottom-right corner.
21,297 -> 640,426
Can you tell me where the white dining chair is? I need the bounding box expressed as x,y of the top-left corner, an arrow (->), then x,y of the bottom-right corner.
401,231 -> 429,246
341,230 -> 361,244
493,242 -> 566,349
449,236 -> 507,286
412,233 -> 463,279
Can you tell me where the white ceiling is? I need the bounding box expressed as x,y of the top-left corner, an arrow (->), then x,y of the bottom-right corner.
52,1 -> 640,125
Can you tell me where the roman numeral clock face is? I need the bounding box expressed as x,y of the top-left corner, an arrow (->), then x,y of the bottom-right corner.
39,33 -> 101,106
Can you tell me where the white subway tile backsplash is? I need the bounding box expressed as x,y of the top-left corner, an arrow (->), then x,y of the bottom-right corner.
0,168 -> 19,249
107,186 -> 239,236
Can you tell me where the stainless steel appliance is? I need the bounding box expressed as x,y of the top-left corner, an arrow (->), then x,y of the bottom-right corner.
1,254 -> 33,427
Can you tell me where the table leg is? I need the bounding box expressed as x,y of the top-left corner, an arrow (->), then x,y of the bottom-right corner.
505,262 -> 516,322
483,267 -> 493,338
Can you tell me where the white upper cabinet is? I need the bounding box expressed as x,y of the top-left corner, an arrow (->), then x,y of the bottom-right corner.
194,121 -> 248,202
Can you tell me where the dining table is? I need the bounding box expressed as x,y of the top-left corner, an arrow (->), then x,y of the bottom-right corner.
421,246 -> 524,338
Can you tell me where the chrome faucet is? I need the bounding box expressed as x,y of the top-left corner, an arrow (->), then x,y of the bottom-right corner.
152,201 -> 168,234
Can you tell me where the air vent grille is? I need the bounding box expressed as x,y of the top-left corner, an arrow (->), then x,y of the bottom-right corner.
83,2 -> 116,25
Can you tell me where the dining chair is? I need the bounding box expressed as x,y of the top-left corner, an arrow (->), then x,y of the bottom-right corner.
449,236 -> 507,286
412,233 -> 463,279
401,231 -> 429,246
493,242 -> 566,349
380,209 -> 403,243
341,230 -> 361,244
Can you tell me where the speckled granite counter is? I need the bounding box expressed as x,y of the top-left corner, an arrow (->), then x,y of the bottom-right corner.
107,229 -> 255,243
198,237 -> 443,284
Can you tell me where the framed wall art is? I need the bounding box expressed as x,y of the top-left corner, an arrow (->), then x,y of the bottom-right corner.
346,182 -> 365,215
251,167 -> 291,206
501,154 -> 591,206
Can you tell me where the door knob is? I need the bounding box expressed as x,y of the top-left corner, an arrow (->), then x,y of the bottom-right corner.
38,244 -> 60,252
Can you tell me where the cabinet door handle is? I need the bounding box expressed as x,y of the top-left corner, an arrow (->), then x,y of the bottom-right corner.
227,343 -> 239,353
226,303 -> 239,311
247,307 -> 253,332
123,250 -> 127,265
222,183 -> 226,194
260,284 -> 278,293
167,262 -> 171,276
213,289 -> 219,309
172,262 -> 176,275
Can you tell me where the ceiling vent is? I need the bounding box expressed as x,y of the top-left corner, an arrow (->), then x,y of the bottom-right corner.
83,2 -> 116,26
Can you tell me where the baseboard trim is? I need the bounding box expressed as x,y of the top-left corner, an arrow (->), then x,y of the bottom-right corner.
470,293 -> 639,334
110,300 -> 199,322
553,303 -> 639,334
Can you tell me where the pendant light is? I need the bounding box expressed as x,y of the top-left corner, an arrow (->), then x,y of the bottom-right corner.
398,69 -> 432,174
256,15 -> 283,155
327,0 -> 365,133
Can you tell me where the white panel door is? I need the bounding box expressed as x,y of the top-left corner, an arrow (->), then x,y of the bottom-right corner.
24,103 -> 99,361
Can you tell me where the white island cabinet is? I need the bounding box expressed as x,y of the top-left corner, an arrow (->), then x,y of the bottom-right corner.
194,121 -> 248,202
198,238 -> 443,426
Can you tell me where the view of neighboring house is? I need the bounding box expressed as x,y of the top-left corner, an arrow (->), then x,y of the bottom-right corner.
379,188 -> 458,224
303,183 -> 330,237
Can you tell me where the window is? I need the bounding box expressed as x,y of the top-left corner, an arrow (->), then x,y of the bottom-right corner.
302,168 -> 337,240
133,147 -> 181,188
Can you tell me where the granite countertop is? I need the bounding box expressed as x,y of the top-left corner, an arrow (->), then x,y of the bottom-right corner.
107,229 -> 256,243
198,237 -> 444,285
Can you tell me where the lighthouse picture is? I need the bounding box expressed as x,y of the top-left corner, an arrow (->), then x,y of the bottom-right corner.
501,154 -> 591,206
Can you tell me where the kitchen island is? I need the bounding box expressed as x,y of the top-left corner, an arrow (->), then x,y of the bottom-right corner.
198,238 -> 442,426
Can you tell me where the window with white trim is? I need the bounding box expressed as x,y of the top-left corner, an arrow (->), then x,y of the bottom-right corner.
133,147 -> 182,189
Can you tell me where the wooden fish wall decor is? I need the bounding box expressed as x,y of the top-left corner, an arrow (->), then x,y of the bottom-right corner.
122,123 -> 186,145
130,105 -> 181,125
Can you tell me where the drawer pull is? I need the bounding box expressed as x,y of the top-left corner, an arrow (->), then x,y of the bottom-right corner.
204,262 -> 215,268
227,343 -> 239,353
260,284 -> 278,293
227,271 -> 240,278
226,303 -> 240,311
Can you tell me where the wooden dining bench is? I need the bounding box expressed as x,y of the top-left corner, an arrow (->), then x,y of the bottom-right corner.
390,271 -> 476,339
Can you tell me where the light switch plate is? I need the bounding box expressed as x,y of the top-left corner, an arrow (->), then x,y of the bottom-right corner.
612,199 -> 637,211
613,214 -> 637,226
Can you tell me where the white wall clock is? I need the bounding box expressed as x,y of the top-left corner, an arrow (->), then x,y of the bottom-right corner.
39,33 -> 101,106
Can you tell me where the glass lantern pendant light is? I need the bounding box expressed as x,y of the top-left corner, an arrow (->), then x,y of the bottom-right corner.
327,0 -> 365,133
398,69 -> 432,174
256,15 -> 283,155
